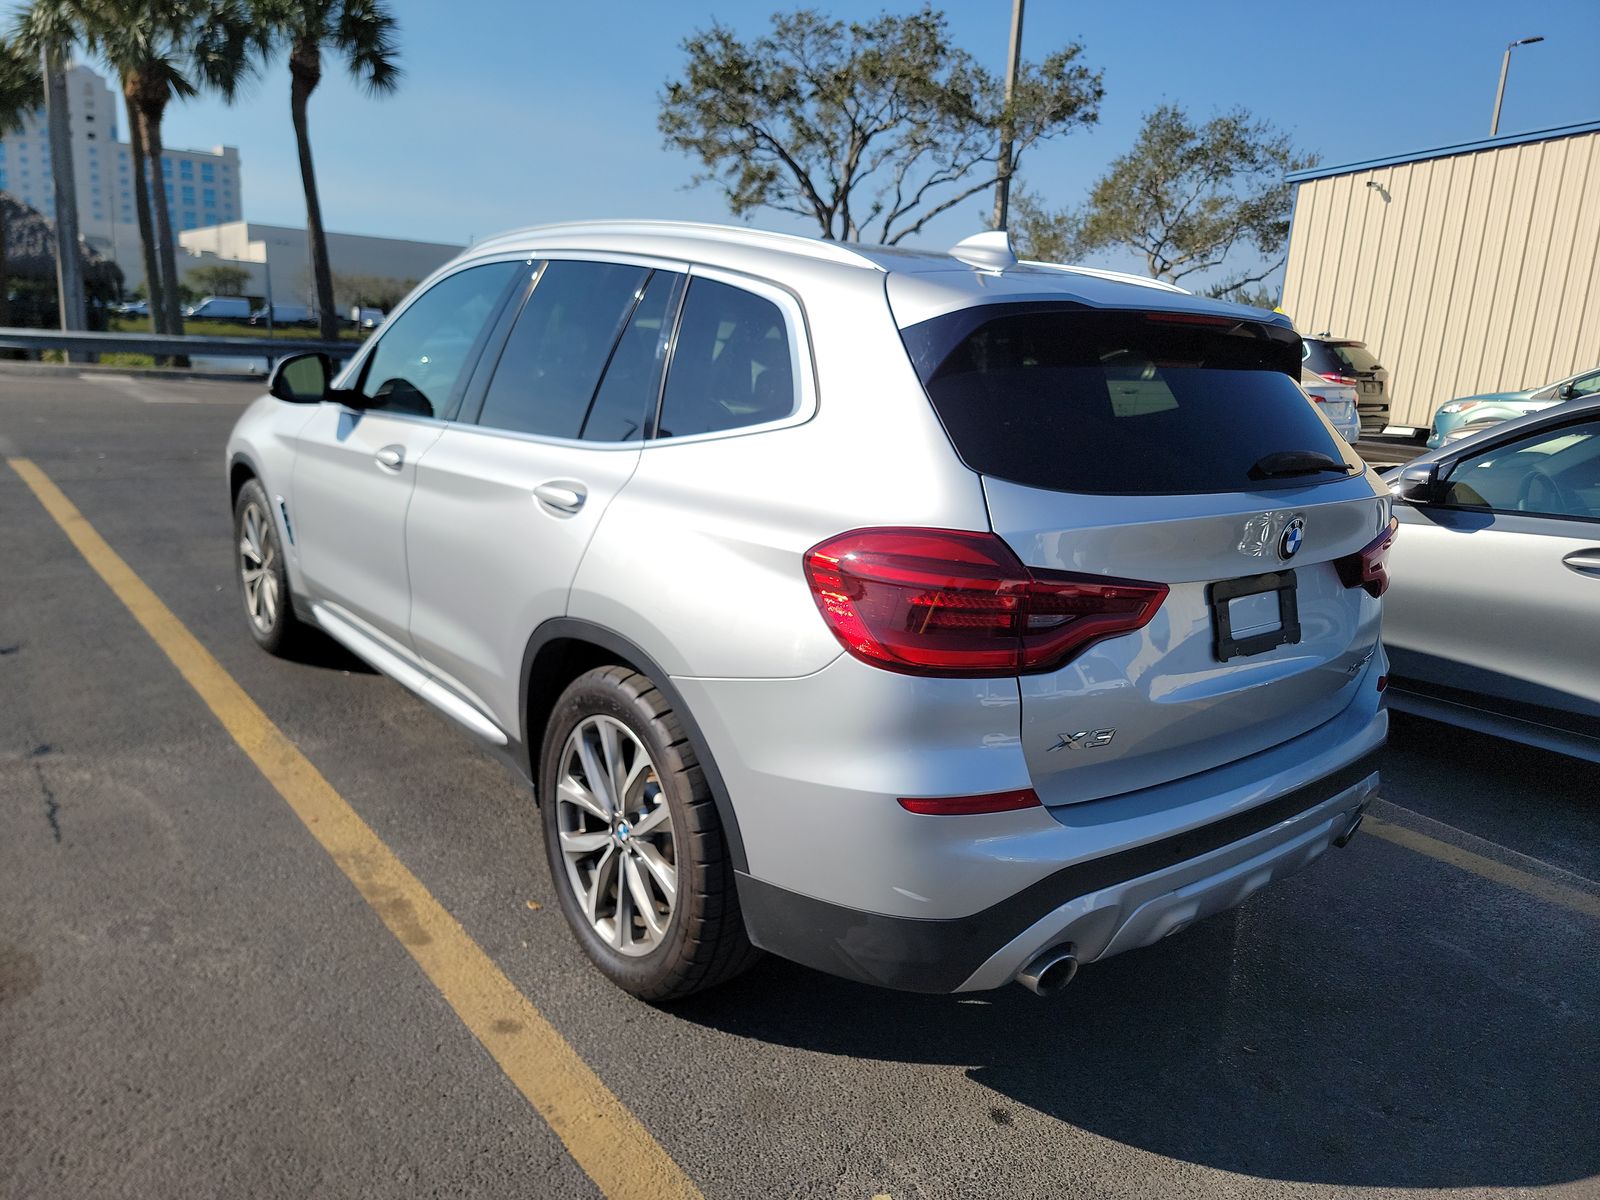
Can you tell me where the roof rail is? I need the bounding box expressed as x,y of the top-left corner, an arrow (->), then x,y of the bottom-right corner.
465,219 -> 885,271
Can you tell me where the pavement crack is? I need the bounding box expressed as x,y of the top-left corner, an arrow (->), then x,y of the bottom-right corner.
27,742 -> 61,844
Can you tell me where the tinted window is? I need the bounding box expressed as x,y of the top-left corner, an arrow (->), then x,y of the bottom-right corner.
477,260 -> 649,439
356,261 -> 518,417
1330,343 -> 1381,373
583,272 -> 682,442
657,278 -> 795,438
906,307 -> 1353,495
1305,340 -> 1380,375
1441,419 -> 1600,519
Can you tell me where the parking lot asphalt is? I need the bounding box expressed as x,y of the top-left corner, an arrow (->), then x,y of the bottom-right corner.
2,369 -> 1596,1200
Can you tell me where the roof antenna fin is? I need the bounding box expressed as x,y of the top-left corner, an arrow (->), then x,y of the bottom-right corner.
949,229 -> 1017,272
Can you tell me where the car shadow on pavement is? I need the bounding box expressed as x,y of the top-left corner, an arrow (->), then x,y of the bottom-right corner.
278,628 -> 376,674
672,891 -> 1599,1190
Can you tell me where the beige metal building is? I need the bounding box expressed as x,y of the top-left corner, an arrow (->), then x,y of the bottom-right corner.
1281,120 -> 1600,429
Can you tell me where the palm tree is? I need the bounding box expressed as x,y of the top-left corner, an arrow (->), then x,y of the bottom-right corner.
0,37 -> 43,327
18,1 -> 254,337
255,0 -> 398,341
81,2 -> 255,337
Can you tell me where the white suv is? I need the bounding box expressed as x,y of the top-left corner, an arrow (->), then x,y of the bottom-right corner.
226,222 -> 1393,1000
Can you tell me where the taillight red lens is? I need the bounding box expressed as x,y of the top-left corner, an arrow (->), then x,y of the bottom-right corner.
802,528 -> 1168,677
1335,517 -> 1399,598
898,788 -> 1042,816
1320,372 -> 1359,386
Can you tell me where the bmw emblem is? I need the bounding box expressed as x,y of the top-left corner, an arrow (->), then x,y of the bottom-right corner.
1278,517 -> 1305,561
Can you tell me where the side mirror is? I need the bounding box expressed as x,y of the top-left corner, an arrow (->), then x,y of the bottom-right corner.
1390,460 -> 1441,502
268,352 -> 334,404
1558,383 -> 1577,400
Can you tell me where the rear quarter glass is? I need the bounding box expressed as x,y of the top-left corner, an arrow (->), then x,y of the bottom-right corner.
902,305 -> 1358,496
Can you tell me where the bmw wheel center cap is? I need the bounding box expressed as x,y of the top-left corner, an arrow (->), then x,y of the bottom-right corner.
1278,517 -> 1305,561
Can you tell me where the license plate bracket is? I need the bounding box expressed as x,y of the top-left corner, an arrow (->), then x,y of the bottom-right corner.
1210,570 -> 1301,661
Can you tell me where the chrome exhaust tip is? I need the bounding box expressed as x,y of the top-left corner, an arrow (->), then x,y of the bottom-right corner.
1016,945 -> 1079,996
1333,808 -> 1366,849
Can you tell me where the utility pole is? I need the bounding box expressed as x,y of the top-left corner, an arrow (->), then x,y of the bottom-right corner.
1490,35 -> 1544,136
990,0 -> 1025,231
41,46 -> 86,339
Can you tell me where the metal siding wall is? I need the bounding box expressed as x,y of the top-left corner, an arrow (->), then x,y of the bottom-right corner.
1281,130 -> 1600,427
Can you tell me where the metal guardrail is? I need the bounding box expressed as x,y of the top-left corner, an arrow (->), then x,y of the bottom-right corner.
0,326 -> 361,366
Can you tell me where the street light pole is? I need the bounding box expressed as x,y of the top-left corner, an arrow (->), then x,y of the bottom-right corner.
991,0 -> 1025,231
1490,35 -> 1544,137
40,45 -> 86,340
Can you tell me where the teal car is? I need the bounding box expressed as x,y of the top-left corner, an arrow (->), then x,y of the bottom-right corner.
1428,364 -> 1600,447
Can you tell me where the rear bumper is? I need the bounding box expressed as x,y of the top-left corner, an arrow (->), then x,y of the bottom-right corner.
736,742 -> 1382,993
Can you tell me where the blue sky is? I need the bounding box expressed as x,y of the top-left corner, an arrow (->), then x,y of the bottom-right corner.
15,0 -> 1600,275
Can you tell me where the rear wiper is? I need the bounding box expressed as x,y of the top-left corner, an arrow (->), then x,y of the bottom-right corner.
1248,450 -> 1358,481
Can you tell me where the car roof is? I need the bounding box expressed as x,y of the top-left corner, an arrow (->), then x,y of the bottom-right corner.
457,220 -> 1293,329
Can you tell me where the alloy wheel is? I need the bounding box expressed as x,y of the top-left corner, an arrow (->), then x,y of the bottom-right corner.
239,500 -> 280,634
555,715 -> 677,957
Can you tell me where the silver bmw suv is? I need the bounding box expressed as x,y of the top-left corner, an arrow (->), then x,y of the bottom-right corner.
226,221 -> 1393,1000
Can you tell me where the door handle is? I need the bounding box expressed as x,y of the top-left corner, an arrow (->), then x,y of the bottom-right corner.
1561,548 -> 1600,577
533,482 -> 586,514
374,445 -> 405,471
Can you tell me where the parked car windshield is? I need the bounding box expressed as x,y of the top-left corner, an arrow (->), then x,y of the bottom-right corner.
902,305 -> 1354,495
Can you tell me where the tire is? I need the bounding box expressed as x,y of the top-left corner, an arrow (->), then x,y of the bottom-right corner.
233,478 -> 303,657
539,666 -> 760,1001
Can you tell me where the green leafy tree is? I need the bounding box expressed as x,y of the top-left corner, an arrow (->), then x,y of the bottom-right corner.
0,36 -> 43,326
1014,104 -> 1315,294
252,0 -> 400,341
188,261 -> 252,295
660,7 -> 1102,244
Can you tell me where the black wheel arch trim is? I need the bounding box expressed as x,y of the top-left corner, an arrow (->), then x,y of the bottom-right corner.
519,618 -> 749,873
228,450 -> 262,502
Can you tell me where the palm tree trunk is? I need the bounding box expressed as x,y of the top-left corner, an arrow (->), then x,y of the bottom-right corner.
290,38 -> 338,342
122,83 -> 161,333
140,106 -> 185,340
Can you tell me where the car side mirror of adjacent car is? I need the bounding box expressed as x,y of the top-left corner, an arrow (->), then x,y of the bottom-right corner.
1390,460 -> 1441,503
1558,382 -> 1577,400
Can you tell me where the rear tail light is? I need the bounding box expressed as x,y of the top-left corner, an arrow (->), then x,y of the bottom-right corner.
1335,517 -> 1400,598
802,528 -> 1168,677
898,788 -> 1042,816
1319,372 -> 1359,386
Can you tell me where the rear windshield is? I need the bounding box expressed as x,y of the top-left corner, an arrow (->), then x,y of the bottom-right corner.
1305,340 -> 1380,375
902,306 -> 1355,495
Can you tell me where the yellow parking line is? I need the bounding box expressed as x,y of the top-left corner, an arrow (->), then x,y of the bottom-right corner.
7,457 -> 701,1200
1365,814 -> 1600,920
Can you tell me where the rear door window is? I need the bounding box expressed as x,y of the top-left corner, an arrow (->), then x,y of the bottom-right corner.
656,278 -> 796,438
477,260 -> 650,439
582,271 -> 684,442
904,306 -> 1356,495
